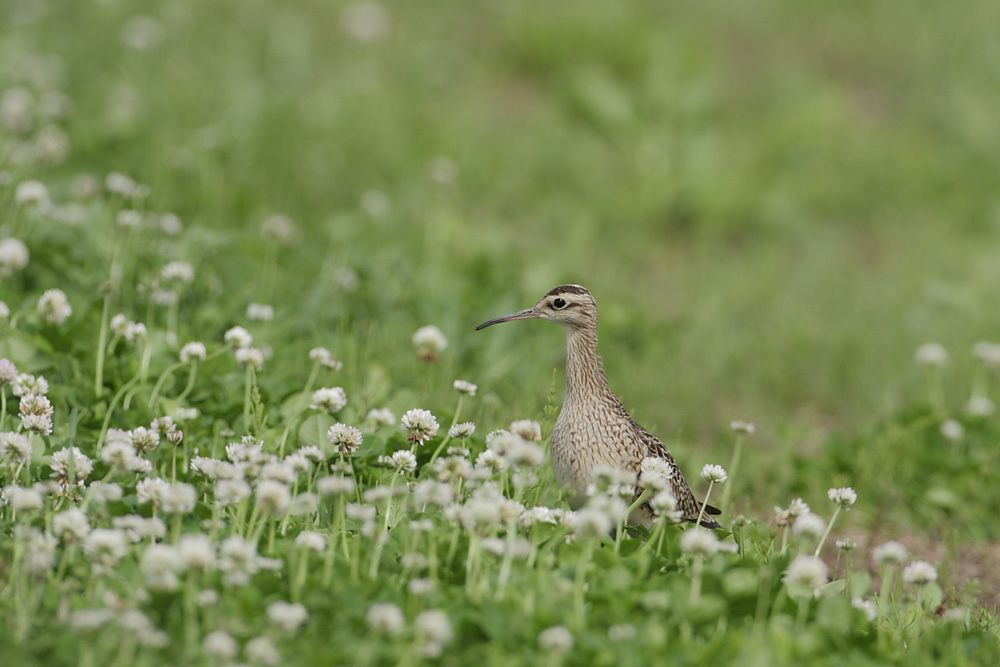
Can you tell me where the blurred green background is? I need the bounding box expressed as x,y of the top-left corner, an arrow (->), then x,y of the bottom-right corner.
5,0 -> 1000,521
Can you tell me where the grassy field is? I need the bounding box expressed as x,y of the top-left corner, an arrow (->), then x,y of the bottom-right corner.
2,0 -> 1000,664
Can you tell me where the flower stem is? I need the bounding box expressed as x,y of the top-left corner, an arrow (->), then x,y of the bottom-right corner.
94,291 -> 112,396
696,481 -> 716,527
813,505 -> 842,558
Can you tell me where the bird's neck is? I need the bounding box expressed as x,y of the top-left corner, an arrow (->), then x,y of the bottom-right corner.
563,327 -> 613,405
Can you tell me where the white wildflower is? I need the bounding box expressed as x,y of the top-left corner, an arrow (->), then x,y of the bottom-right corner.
538,625 -> 573,652
903,560 -> 938,586
412,325 -> 447,360
510,419 -> 542,441
453,379 -> 477,396
179,341 -> 207,363
680,528 -> 719,557
224,325 -> 253,349
326,423 -> 363,456
267,601 -> 309,634
401,408 -> 439,445
915,343 -> 948,366
366,602 -> 404,635
784,554 -> 828,590
311,387 -> 347,412
700,464 -> 728,484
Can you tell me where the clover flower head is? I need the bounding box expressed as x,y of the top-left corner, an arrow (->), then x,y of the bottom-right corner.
0,238 -> 30,276
401,408 -> 439,445
311,387 -> 347,413
784,554 -> 828,589
308,347 -> 343,370
828,487 -> 857,510
873,540 -> 908,566
160,261 -> 194,283
792,512 -> 826,541
700,464 -> 728,484
247,303 -> 274,321
915,343 -> 948,366
510,419 -> 542,442
538,626 -> 573,652
235,347 -> 264,370
37,288 -> 72,324
903,560 -> 938,586
453,379 -> 477,396
326,423 -> 363,456
729,420 -> 755,434
680,527 -> 719,557
366,602 -> 404,636
224,326 -> 253,349
179,341 -> 206,363
412,325 -> 447,361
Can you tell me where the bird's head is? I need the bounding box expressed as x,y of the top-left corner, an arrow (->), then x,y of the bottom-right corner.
475,284 -> 598,333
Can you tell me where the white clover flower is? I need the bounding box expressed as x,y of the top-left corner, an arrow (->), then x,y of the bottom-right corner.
828,487 -> 857,510
110,314 -> 129,336
510,419 -> 542,442
256,480 -> 291,516
965,396 -> 995,417
639,457 -> 676,491
235,347 -> 264,370
246,636 -> 280,666
0,238 -> 30,276
680,527 -> 719,557
50,446 -> 93,484
379,450 -> 417,472
569,505 -> 613,538
700,464 -> 728,484
972,341 -> 1000,367
792,513 -> 826,541
295,531 -> 326,552
915,343 -> 948,366
413,479 -> 454,507
448,421 -> 476,440
289,493 -> 319,517
175,406 -> 199,421
0,432 -> 31,465
37,288 -> 72,324
317,476 -> 355,497
70,608 -> 116,632
784,554 -> 828,590
112,515 -> 166,542
15,180 -> 49,206
341,1 -> 391,42
202,630 -> 237,660
116,210 -> 143,228
215,479 -> 252,507
161,261 -> 194,283
129,426 -> 160,453
412,325 -> 447,360
219,535 -> 260,585
836,538 -> 857,551
538,625 -> 574,652
903,560 -> 938,586
224,326 -> 253,349
366,602 -> 404,635
3,484 -> 44,512
789,498 -> 810,516
140,544 -> 181,591
246,303 -> 274,321
21,414 -> 53,436
0,302 -> 8,322
137,478 -> 170,507
83,529 -> 128,567
453,379 -> 477,396
176,534 -> 215,572
260,214 -> 300,244
0,359 -> 16,384
311,387 -> 347,412
308,347 -> 343,370
179,341 -> 207,363
940,419 -> 964,441
53,507 -> 90,542
162,483 -> 197,514
852,597 -> 878,622
12,373 -> 48,396
105,172 -> 138,197
123,321 -> 147,344
650,490 -> 682,522
88,482 -> 123,504
415,609 -> 453,655
729,420 -> 756,434
268,601 -> 309,634
401,408 -> 439,445
326,423 -> 363,456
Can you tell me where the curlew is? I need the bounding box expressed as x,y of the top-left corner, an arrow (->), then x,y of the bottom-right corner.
476,284 -> 721,529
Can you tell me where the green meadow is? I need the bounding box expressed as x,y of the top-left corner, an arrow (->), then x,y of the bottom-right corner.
2,1 -> 1000,664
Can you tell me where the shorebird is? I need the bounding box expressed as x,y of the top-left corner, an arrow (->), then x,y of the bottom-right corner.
476,285 -> 721,529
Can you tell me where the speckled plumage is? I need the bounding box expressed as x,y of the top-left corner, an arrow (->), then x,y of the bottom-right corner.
477,285 -> 721,529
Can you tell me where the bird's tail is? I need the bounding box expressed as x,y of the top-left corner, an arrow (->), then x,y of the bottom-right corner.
695,502 -> 722,529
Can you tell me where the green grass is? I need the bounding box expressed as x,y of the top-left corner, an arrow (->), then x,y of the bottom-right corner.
2,0 -> 1000,664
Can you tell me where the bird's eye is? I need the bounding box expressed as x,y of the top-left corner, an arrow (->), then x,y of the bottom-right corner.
552,298 -> 567,309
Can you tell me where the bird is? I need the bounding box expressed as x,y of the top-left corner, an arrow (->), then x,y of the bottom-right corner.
476,284 -> 721,529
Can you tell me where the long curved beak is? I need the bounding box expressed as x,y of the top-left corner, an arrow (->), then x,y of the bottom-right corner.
475,307 -> 541,331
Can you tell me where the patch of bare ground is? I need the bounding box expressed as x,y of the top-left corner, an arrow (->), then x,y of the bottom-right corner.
827,525 -> 1000,612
